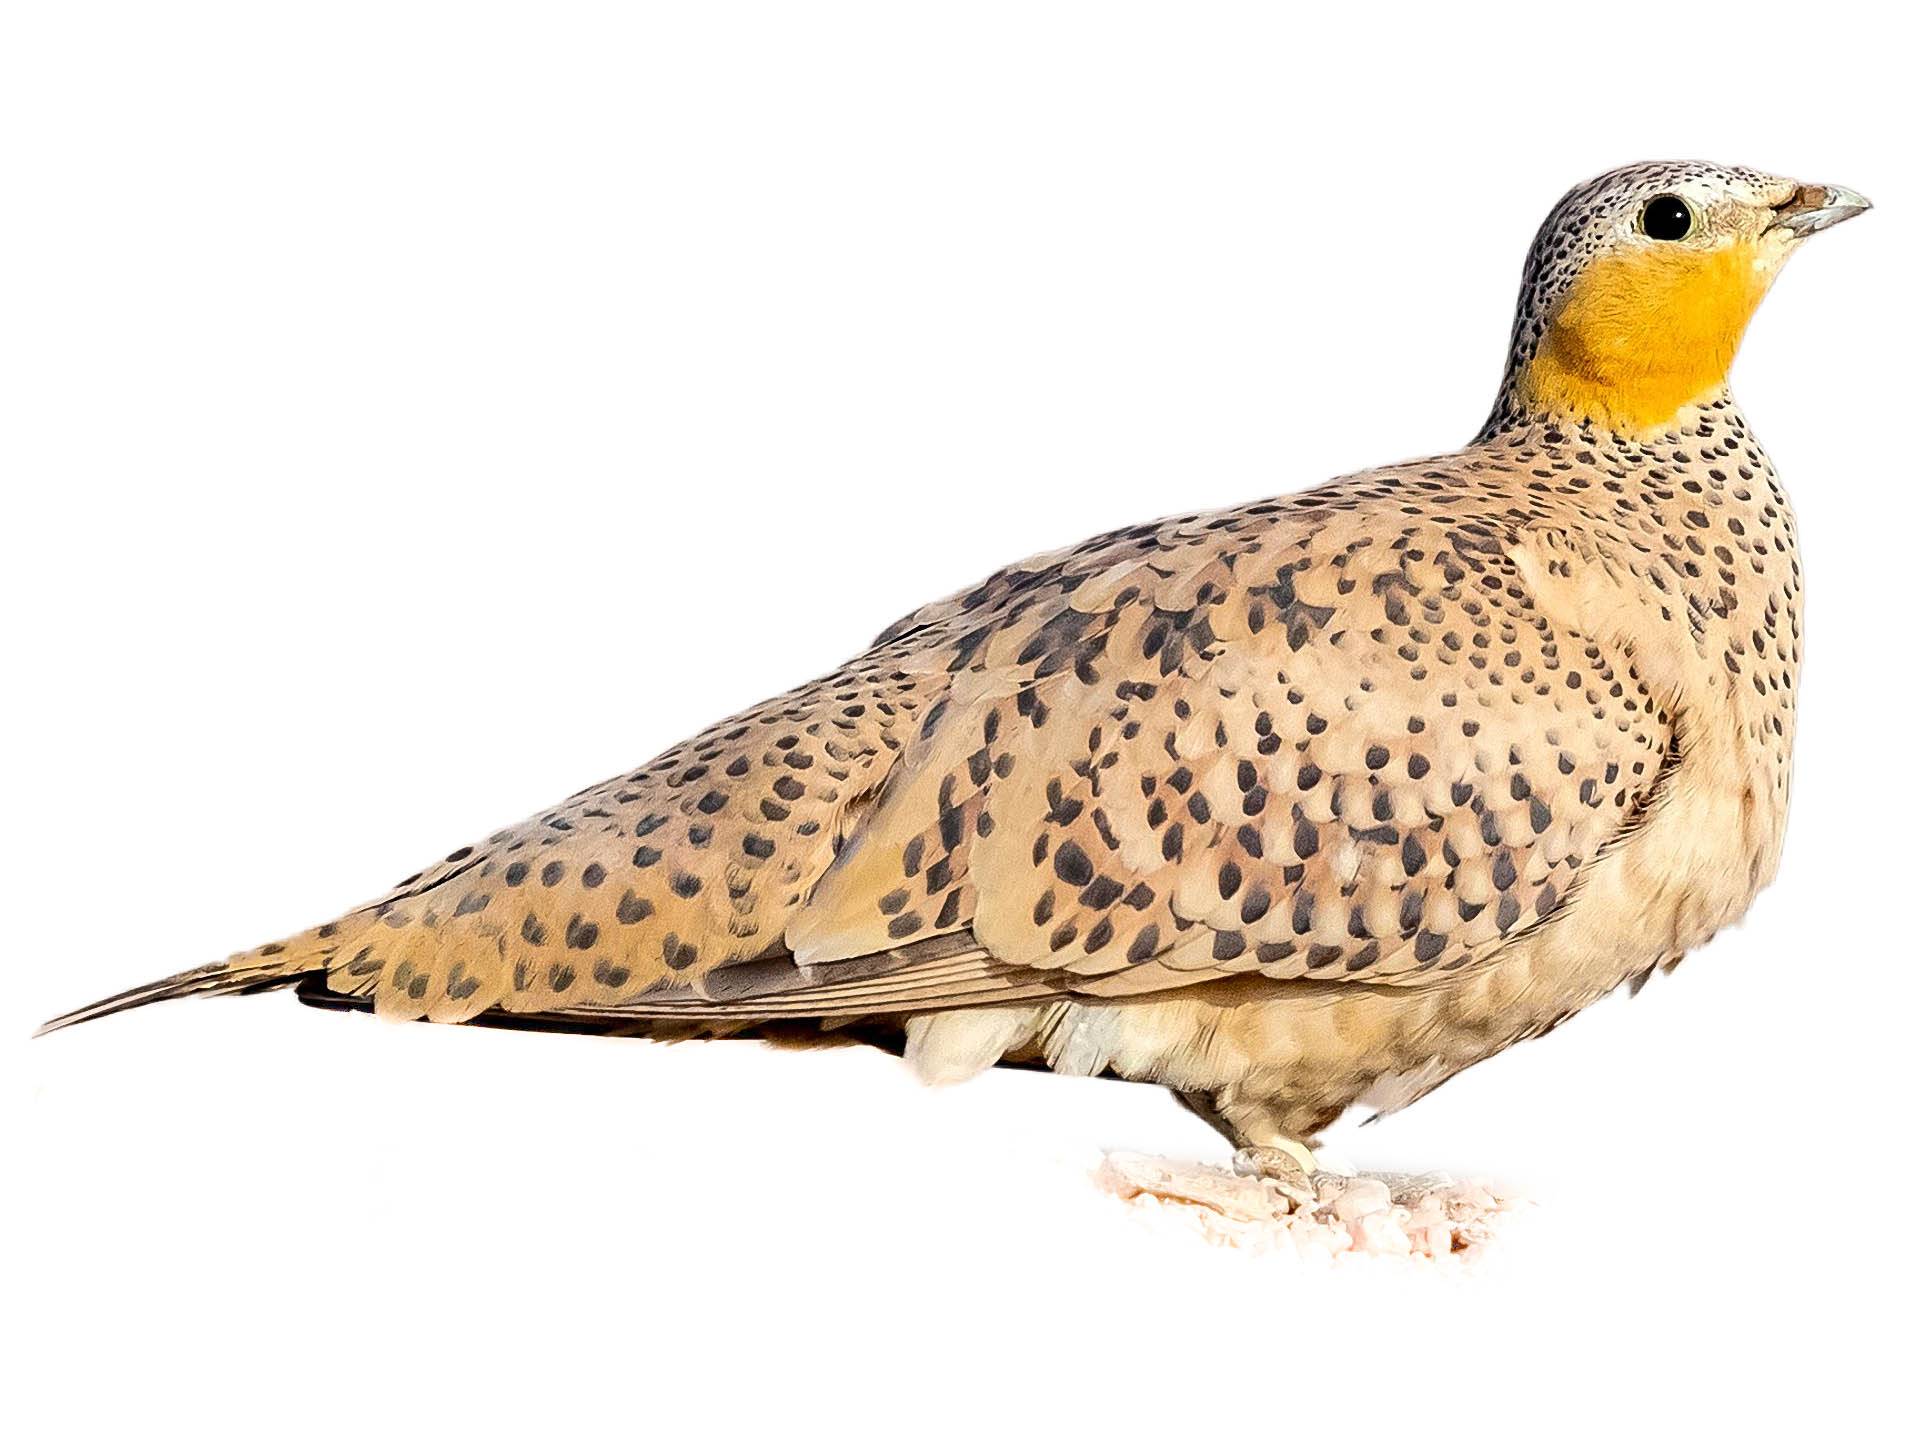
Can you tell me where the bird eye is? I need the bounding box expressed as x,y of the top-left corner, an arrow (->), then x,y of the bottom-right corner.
1640,194 -> 1693,241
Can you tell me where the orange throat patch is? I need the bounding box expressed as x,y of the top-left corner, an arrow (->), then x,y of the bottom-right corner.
1520,240 -> 1772,435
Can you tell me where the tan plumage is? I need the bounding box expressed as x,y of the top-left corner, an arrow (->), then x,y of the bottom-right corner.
42,160 -> 1870,1171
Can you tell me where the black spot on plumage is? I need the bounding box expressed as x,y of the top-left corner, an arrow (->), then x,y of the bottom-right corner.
1046,779 -> 1084,824
1293,818 -> 1319,859
1054,840 -> 1094,886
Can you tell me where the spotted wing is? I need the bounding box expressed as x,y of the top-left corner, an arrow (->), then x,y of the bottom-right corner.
790,490 -> 1670,996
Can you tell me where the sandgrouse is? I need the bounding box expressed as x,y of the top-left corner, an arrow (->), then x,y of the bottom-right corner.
43,161 -> 1869,1184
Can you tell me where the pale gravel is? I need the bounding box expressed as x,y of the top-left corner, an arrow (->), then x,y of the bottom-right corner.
1096,1151 -> 1524,1263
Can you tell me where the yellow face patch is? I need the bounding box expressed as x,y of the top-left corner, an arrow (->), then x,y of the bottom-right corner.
1521,239 -> 1774,435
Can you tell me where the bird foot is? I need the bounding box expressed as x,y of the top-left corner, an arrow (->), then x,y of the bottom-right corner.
1230,1139 -> 1319,1206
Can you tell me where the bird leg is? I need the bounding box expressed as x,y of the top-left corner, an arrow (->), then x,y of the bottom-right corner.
1173,1087 -> 1320,1203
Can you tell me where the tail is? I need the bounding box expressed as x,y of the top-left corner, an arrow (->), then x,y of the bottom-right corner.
35,960 -> 307,1036
34,927 -> 358,1037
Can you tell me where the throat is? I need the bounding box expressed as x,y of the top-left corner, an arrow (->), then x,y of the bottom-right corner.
1511,241 -> 1769,437
1519,338 -> 1732,435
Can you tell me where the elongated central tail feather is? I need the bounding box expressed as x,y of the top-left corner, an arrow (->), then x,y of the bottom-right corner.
33,916 -> 365,1036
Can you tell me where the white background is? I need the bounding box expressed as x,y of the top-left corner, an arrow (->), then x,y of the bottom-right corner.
6,2 -> 1904,1427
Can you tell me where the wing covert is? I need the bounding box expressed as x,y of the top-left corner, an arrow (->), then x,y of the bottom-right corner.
796,487 -> 1671,996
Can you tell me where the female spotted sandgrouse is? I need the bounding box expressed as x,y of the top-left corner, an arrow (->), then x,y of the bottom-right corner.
43,161 -> 1869,1184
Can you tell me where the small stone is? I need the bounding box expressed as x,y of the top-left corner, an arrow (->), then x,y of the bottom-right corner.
1331,1177 -> 1394,1223
1404,1204 -> 1456,1256
1094,1152 -> 1512,1262
1350,1209 -> 1413,1256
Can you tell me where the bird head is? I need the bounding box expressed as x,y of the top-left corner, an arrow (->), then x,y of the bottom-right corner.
1487,161 -> 1870,437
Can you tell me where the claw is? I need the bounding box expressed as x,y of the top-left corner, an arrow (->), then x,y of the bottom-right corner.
1231,1142 -> 1318,1206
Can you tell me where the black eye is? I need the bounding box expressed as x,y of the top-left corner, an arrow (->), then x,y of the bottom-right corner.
1640,194 -> 1693,241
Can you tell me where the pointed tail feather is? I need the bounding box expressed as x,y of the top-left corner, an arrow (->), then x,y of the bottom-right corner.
33,920 -> 362,1037
34,958 -> 318,1036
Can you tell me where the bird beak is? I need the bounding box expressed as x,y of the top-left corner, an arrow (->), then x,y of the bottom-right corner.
1768,182 -> 1872,236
